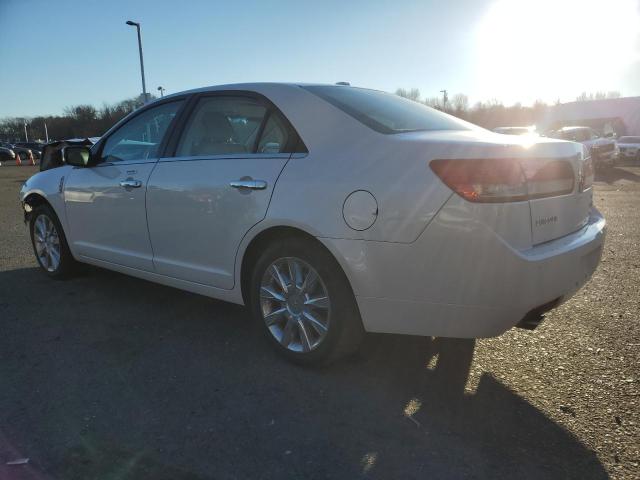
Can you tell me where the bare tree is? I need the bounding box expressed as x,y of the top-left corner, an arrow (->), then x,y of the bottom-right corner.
424,96 -> 443,110
576,90 -> 622,102
395,88 -> 421,102
451,93 -> 469,114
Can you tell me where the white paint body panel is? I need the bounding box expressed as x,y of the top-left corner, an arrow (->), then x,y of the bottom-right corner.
146,155 -> 289,288
19,83 -> 606,339
64,160 -> 157,270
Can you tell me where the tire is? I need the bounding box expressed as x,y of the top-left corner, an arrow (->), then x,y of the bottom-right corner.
249,236 -> 364,365
29,204 -> 76,278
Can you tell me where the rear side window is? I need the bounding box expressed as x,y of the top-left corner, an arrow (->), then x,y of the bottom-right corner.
175,95 -> 306,157
258,112 -> 290,153
177,96 -> 267,156
302,86 -> 474,134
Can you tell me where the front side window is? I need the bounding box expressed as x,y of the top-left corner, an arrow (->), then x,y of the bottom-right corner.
302,85 -> 475,134
101,101 -> 183,162
177,96 -> 268,156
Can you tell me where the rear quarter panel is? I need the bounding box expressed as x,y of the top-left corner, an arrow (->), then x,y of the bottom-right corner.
254,84 -> 453,243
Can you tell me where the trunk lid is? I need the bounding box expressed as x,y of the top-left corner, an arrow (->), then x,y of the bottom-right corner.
413,130 -> 593,246
524,140 -> 592,244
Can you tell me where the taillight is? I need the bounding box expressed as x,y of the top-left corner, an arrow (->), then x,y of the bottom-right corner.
430,158 -> 576,203
579,156 -> 594,192
520,159 -> 574,199
429,158 -> 528,203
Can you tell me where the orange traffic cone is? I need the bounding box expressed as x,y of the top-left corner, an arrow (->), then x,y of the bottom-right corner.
15,153 -> 22,166
28,150 -> 36,166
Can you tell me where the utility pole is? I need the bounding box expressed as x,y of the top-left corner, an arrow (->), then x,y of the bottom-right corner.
126,20 -> 148,103
440,89 -> 448,110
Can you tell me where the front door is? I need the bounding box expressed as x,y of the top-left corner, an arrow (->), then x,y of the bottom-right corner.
146,94 -> 302,288
64,100 -> 184,271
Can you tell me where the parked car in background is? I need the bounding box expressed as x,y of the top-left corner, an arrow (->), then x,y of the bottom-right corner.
14,142 -> 45,159
548,126 -> 617,168
19,83 -> 605,365
0,142 -> 34,162
616,136 -> 640,161
0,146 -> 16,163
493,126 -> 539,136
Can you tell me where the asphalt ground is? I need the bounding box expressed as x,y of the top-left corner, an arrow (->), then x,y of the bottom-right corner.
0,164 -> 638,479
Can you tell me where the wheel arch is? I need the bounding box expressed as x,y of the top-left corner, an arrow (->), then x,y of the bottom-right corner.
238,225 -> 358,307
23,191 -> 54,222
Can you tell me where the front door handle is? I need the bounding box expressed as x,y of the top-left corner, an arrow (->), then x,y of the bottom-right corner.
230,179 -> 267,190
119,179 -> 142,188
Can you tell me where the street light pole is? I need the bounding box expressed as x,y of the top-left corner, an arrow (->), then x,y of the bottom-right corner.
157,86 -> 165,97
23,119 -> 28,142
126,20 -> 148,103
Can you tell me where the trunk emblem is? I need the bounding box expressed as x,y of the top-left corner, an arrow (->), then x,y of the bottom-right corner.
535,215 -> 558,227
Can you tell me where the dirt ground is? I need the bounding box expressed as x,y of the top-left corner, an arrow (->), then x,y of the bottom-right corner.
0,164 -> 638,479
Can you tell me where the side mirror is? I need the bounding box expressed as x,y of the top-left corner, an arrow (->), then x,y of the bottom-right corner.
64,146 -> 91,167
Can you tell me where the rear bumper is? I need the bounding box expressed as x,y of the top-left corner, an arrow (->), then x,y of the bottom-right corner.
321,208 -> 605,338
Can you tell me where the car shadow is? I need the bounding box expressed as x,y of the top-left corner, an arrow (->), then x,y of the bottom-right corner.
0,267 -> 608,479
595,166 -> 640,184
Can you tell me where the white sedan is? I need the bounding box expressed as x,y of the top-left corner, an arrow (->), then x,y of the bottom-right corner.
20,83 -> 606,364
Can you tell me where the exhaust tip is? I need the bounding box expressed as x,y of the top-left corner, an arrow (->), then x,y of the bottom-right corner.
516,297 -> 562,331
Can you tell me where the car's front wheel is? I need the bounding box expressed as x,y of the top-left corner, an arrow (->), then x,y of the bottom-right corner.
29,204 -> 76,278
250,237 -> 363,365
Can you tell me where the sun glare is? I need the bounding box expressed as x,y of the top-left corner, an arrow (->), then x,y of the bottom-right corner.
474,0 -> 640,105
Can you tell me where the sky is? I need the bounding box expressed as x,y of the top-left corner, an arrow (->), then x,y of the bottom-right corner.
1,0 -> 639,118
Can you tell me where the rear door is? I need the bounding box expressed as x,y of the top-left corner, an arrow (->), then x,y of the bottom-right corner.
146,92 -> 303,288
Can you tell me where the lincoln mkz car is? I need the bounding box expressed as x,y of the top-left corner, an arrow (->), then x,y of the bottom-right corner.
20,83 -> 606,364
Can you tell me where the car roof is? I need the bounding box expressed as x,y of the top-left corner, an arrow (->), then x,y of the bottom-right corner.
159,82 -> 372,101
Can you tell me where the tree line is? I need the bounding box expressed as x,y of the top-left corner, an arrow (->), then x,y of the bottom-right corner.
395,88 -> 622,130
0,89 -> 623,143
0,94 -> 153,143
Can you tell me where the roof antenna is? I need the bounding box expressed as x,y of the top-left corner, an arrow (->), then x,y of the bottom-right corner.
335,81 -> 350,86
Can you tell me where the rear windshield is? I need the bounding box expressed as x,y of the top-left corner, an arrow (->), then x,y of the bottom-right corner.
302,86 -> 474,134
618,136 -> 640,144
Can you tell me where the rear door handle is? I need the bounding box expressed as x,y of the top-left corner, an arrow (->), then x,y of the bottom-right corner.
119,179 -> 142,188
230,179 -> 267,190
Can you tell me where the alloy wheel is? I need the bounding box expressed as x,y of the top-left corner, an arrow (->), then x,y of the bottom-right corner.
259,257 -> 331,353
34,214 -> 61,272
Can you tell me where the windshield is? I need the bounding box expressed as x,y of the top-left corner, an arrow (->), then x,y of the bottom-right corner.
302,86 -> 475,134
555,128 -> 591,142
618,136 -> 640,144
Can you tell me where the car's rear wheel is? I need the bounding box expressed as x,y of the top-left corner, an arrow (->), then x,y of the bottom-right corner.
29,204 -> 76,278
250,237 -> 363,365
